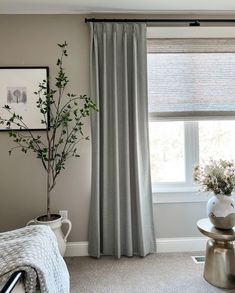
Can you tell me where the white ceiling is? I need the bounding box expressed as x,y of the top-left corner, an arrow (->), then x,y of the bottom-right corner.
1,0 -> 235,14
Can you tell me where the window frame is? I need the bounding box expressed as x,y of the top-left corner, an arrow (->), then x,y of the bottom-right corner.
150,119 -> 235,203
150,120 -> 199,192
147,26 -> 235,203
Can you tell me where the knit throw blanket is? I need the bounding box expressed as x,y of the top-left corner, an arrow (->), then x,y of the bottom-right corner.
0,225 -> 70,293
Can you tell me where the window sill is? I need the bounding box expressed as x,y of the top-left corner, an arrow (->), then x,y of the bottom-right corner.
153,186 -> 198,193
153,191 -> 235,204
152,191 -> 211,204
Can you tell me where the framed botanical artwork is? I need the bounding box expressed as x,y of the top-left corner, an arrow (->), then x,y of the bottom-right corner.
0,67 -> 49,131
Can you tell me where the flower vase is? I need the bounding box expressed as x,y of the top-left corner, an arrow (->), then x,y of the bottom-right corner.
207,194 -> 235,229
27,214 -> 72,256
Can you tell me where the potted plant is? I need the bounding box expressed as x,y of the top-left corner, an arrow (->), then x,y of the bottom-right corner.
194,159 -> 235,229
0,42 -> 98,254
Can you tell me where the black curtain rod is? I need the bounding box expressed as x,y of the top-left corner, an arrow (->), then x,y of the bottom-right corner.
85,18 -> 235,26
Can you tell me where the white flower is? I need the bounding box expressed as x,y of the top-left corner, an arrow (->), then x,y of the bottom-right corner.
193,159 -> 235,196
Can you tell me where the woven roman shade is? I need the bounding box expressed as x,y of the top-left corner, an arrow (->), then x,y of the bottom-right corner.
148,39 -> 235,120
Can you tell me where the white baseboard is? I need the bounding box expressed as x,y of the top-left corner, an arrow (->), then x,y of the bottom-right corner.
65,237 -> 207,257
156,237 -> 207,253
65,241 -> 88,257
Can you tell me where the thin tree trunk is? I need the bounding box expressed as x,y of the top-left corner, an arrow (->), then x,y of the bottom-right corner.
47,142 -> 51,220
47,163 -> 51,220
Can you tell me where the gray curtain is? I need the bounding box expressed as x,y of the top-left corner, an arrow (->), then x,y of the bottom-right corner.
88,22 -> 156,258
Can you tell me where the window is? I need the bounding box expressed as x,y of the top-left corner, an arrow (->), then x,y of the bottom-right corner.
149,120 -> 235,193
147,38 -> 235,195
199,121 -> 235,163
149,121 -> 185,183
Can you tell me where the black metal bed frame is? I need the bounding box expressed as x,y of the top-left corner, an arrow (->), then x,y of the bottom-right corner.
0,272 -> 24,293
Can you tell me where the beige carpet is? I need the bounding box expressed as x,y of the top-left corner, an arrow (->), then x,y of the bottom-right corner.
65,253 -> 234,293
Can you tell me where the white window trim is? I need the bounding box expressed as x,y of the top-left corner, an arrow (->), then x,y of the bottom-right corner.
152,192 -> 209,204
153,192 -> 235,204
150,121 -> 199,196
150,118 -> 235,204
148,26 -> 235,203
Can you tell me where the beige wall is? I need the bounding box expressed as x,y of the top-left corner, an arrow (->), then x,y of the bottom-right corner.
0,15 -> 91,241
0,14 -> 207,242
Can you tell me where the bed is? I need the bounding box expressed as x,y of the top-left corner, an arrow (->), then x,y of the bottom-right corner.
0,225 -> 70,293
0,272 -> 25,293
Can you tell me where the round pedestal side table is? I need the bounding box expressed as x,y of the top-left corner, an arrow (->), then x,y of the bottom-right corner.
197,218 -> 235,289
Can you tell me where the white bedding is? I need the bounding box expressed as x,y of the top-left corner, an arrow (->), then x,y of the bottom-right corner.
0,225 -> 70,293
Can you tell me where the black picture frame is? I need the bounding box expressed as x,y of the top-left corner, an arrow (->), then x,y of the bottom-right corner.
0,66 -> 49,131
